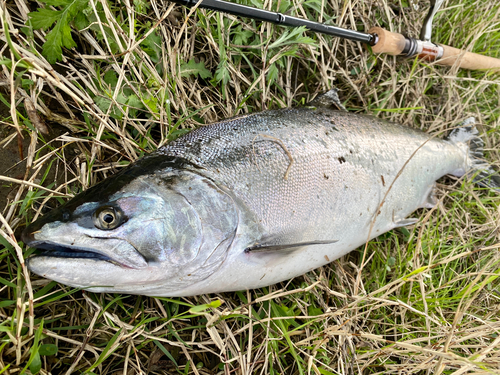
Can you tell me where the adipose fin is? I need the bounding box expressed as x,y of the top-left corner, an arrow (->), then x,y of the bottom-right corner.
309,89 -> 347,111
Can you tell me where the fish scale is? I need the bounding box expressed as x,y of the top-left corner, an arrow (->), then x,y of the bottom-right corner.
159,107 -> 460,246
23,92 -> 499,296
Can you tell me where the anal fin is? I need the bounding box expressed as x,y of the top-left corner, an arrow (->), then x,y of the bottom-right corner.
419,183 -> 438,209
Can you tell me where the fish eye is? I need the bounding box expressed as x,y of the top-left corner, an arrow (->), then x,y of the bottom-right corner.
93,206 -> 124,230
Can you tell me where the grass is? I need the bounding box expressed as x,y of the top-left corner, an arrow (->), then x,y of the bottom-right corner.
1,0 -> 500,373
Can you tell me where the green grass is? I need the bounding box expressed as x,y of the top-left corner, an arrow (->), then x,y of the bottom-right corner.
1,0 -> 500,374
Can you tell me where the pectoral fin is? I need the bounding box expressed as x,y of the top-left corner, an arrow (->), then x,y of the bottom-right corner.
245,240 -> 338,253
393,218 -> 419,228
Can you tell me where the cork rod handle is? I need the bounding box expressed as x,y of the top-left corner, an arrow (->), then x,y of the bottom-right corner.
368,27 -> 500,71
368,27 -> 407,56
438,44 -> 500,70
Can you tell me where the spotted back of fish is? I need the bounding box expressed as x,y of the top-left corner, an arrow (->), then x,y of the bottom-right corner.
157,107 -> 464,247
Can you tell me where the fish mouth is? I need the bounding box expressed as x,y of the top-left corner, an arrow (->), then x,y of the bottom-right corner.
25,240 -> 132,269
32,242 -> 113,262
23,226 -> 149,269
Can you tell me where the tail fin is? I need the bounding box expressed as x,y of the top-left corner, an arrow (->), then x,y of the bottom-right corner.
447,117 -> 500,192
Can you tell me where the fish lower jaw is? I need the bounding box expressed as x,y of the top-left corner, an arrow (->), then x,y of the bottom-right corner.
25,255 -> 169,294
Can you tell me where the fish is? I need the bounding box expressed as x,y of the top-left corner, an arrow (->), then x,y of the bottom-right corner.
22,90 -> 500,296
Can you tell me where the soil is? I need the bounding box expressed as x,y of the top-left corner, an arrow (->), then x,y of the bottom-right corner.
0,101 -> 74,234
0,106 -> 31,215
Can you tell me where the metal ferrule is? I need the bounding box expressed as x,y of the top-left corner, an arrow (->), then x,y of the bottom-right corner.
403,38 -> 444,61
403,37 -> 419,57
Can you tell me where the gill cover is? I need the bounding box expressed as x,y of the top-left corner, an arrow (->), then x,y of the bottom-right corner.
24,160 -> 238,294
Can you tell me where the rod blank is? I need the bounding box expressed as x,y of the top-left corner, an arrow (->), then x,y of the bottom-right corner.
170,0 -> 500,71
170,0 -> 376,45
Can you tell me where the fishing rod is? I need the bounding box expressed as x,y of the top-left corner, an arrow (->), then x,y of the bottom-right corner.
170,0 -> 500,71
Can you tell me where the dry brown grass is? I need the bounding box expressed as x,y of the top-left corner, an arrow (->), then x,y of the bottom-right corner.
1,0 -> 500,374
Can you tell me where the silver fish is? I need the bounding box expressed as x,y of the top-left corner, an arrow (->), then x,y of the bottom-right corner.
23,90 -> 500,296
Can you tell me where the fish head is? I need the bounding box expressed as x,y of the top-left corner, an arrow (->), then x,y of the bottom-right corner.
23,159 -> 238,295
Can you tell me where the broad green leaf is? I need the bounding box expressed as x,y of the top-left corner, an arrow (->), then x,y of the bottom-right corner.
44,0 -> 72,6
29,0 -> 90,63
232,27 -> 253,45
144,96 -> 159,114
60,23 -> 77,49
387,256 -> 396,267
318,368 -> 336,375
104,71 -> 118,87
308,306 -> 323,316
29,352 -> 42,374
214,60 -> 230,85
74,11 -> 89,30
29,9 -> 63,30
141,32 -> 162,62
127,95 -> 144,109
268,26 -> 315,49
180,59 -> 212,79
133,0 -> 149,13
42,30 -> 63,63
127,94 -> 145,117
116,93 -> 128,105
95,97 -> 112,112
267,63 -> 279,86
278,0 -> 291,13
39,344 -> 58,356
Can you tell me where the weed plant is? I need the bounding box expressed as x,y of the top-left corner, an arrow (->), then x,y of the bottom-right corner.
0,0 -> 499,374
